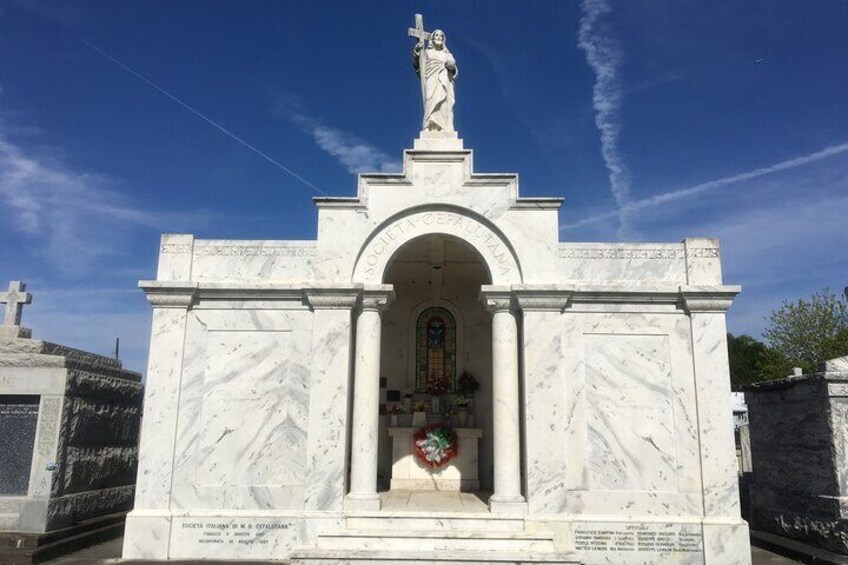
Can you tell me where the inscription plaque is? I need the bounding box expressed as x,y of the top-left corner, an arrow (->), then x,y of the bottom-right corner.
0,395 -> 40,495
169,517 -> 302,559
574,522 -> 703,563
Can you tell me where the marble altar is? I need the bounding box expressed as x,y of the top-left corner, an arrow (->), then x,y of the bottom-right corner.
123,14 -> 750,565
389,427 -> 482,491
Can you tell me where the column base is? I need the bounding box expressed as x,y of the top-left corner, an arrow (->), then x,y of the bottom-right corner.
344,493 -> 382,512
488,494 -> 528,515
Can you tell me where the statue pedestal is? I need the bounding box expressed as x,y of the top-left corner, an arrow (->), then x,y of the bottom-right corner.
388,427 -> 482,491
413,131 -> 464,151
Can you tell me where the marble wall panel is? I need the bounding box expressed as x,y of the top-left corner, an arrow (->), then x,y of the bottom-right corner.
561,312 -> 702,516
584,334 -> 676,492
702,521 -> 752,564
170,308 -> 311,512
157,234 -> 194,281
190,240 -> 317,281
499,209 -> 560,283
559,243 -> 686,285
683,238 -> 722,285
304,308 -> 353,512
690,312 -> 740,517
123,513 -> 172,559
133,308 -> 189,510
523,310 -> 568,514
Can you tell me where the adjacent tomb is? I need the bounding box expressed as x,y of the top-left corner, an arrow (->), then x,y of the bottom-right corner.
123,15 -> 750,564
0,282 -> 144,565
745,355 -> 848,555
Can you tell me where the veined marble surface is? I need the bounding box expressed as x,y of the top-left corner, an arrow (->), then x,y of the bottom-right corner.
169,307 -> 311,511
558,312 -> 702,516
559,242 -> 686,285
129,134 -> 747,562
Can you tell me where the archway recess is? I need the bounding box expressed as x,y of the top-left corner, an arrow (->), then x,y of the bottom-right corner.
352,205 -> 523,285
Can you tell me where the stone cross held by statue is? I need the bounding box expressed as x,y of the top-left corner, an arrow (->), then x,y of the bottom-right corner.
1,281 -> 32,326
407,13 -> 431,109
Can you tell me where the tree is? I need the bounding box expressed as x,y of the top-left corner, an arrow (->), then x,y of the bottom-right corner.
761,288 -> 848,376
726,333 -> 769,390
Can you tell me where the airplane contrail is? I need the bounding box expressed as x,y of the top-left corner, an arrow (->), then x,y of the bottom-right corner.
80,38 -> 326,196
562,142 -> 848,230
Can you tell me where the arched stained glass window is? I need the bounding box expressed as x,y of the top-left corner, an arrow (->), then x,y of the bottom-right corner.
416,307 -> 456,392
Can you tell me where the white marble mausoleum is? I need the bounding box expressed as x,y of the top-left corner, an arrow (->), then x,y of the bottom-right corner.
123,18 -> 750,563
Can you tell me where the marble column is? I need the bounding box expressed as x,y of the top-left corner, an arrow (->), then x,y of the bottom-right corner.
481,288 -> 527,515
124,282 -> 197,559
346,286 -> 394,511
304,289 -> 359,512
682,286 -> 751,564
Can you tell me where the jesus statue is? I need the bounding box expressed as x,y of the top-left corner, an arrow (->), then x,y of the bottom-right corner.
412,28 -> 458,133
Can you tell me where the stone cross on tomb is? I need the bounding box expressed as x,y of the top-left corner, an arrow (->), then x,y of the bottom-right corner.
1,281 -> 32,326
407,13 -> 431,108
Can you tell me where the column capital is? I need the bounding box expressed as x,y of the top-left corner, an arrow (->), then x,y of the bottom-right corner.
479,286 -> 514,313
360,285 -> 395,312
680,285 -> 741,314
513,288 -> 572,312
140,281 -> 198,309
305,288 -> 360,310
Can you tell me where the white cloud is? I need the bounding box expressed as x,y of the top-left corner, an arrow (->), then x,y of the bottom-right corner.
578,0 -> 632,233
688,194 -> 848,339
275,97 -> 401,175
306,122 -> 402,174
23,287 -> 151,373
0,124 -> 213,274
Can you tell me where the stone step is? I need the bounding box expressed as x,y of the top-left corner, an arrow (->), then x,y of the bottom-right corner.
313,529 -> 557,553
344,513 -> 525,533
289,548 -> 580,565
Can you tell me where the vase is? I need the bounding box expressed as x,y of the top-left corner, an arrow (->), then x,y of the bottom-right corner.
412,411 -> 427,427
457,410 -> 468,426
402,398 -> 412,413
390,414 -> 398,427
430,395 -> 441,414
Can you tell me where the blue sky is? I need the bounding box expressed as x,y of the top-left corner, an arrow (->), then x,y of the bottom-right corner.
1,1 -> 846,373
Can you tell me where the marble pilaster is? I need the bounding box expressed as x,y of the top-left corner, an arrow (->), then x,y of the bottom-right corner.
681,286 -> 751,562
123,282 -> 196,559
514,290 -> 571,515
303,289 -> 359,512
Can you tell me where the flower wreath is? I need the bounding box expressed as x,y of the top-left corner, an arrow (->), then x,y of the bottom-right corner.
413,423 -> 459,469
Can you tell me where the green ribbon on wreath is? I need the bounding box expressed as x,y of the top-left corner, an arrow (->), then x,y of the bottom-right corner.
413,423 -> 459,469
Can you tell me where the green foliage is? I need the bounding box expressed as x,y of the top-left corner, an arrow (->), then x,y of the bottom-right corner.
762,288 -> 848,375
726,333 -> 768,390
726,289 -> 848,388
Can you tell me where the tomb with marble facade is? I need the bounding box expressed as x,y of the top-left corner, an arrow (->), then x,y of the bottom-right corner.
123,14 -> 751,565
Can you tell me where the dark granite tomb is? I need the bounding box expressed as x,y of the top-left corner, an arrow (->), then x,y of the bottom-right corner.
0,395 -> 40,495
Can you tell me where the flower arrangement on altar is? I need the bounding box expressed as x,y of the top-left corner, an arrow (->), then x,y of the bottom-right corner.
413,423 -> 459,469
457,371 -> 479,396
426,371 -> 452,397
413,400 -> 429,413
454,395 -> 471,408
388,404 -> 404,415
